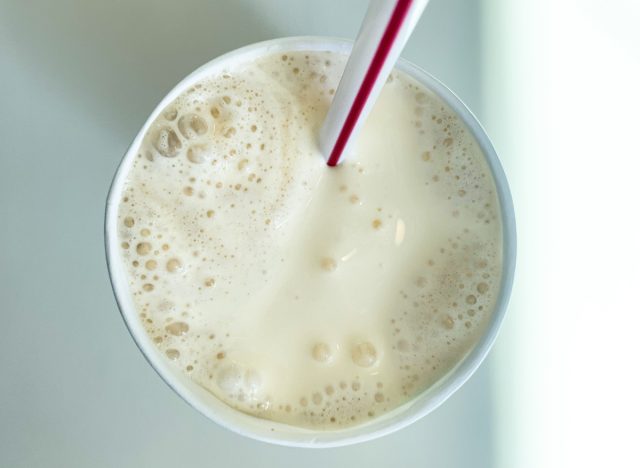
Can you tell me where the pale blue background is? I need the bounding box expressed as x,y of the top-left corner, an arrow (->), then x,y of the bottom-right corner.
0,1 -> 493,466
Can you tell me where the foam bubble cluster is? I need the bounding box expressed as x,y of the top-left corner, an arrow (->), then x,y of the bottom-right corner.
116,50 -> 503,429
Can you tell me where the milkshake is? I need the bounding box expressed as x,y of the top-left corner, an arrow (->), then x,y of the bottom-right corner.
107,39 -> 510,440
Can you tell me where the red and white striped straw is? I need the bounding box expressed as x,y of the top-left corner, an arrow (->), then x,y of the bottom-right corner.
320,0 -> 429,167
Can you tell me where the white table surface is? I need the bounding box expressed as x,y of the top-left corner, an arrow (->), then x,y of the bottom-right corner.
0,1 -> 495,466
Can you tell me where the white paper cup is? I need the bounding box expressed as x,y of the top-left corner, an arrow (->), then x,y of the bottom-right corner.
105,36 -> 516,448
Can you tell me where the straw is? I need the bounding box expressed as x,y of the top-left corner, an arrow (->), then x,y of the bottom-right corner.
319,0 -> 430,166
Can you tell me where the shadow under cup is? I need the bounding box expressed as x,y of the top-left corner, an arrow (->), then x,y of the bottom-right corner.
105,36 -> 516,448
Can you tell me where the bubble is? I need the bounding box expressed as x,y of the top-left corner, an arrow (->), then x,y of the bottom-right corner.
178,113 -> 208,139
165,321 -> 189,336
121,242 -> 129,249
187,144 -> 209,164
145,260 -> 157,270
166,258 -> 182,273
320,257 -> 337,272
123,217 -> 135,228
140,228 -> 151,237
374,392 -> 385,403
165,348 -> 180,360
152,126 -> 182,158
204,277 -> 216,287
237,159 -> 249,171
163,108 -> 178,121
244,369 -> 262,393
183,186 -> 194,196
210,107 -> 220,118
312,392 -> 323,405
158,300 -> 175,313
372,219 -> 382,229
477,282 -> 489,294
312,342 -> 332,363
206,210 -> 215,218
466,294 -> 477,305
351,342 -> 377,367
217,365 -> 242,393
142,283 -> 154,292
442,315 -> 455,329
136,242 -> 151,255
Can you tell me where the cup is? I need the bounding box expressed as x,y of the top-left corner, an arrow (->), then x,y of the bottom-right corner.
105,36 -> 516,448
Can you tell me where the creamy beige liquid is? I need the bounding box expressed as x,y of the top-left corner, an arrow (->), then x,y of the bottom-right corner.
116,50 -> 502,429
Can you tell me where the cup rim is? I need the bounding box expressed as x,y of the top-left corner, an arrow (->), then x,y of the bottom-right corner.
104,35 -> 516,448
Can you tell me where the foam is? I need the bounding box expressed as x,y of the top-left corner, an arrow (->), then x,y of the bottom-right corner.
116,50 -> 503,429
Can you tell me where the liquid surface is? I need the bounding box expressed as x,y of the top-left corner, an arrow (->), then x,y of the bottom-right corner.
116,50 -> 502,429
